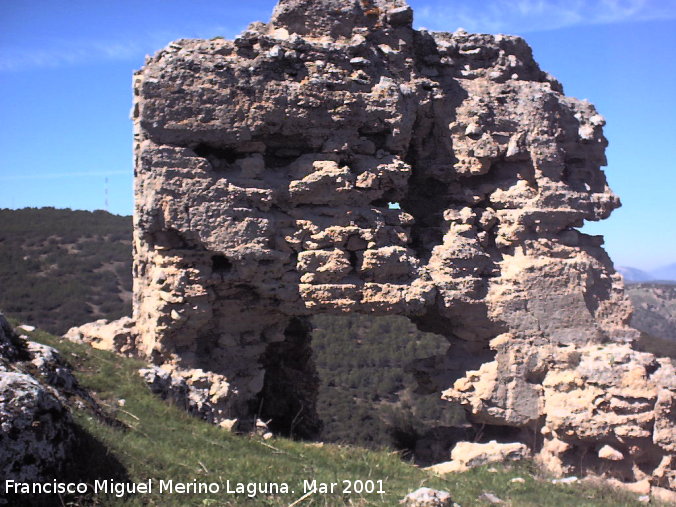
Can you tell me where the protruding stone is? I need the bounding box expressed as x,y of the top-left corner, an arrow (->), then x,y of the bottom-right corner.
0,314 -> 85,484
477,492 -> 504,505
65,317 -> 136,355
0,372 -> 74,482
428,441 -> 530,474
388,6 -> 413,26
598,444 -> 624,461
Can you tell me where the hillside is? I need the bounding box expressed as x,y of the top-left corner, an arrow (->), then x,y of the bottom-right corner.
627,283 -> 676,342
5,320 -> 650,506
312,314 -> 464,461
0,208 -> 132,335
626,283 -> 676,360
618,264 -> 676,283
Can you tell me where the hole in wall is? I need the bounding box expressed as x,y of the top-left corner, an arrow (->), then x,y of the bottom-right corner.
211,255 -> 232,274
255,317 -> 322,439
311,314 -> 469,465
262,135 -> 312,168
150,229 -> 190,249
358,127 -> 391,150
193,143 -> 239,169
348,250 -> 359,270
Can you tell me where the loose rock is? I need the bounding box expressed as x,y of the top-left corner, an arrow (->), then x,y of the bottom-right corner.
401,487 -> 453,506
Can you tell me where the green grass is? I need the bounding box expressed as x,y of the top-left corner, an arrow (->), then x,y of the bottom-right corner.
16,325 -> 650,506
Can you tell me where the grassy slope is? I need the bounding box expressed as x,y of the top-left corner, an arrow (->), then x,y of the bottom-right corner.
15,325 -> 647,507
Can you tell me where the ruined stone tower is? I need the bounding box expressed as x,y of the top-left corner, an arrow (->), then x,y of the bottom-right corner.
118,0 -> 675,488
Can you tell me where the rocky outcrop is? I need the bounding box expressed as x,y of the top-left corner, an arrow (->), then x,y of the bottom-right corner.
0,314 -> 75,486
0,372 -> 73,484
536,344 -> 675,487
57,0 -> 675,490
401,487 -> 453,507
443,340 -> 676,488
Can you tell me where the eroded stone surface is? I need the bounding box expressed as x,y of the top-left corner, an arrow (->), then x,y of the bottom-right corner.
65,316 -> 136,355
401,487 -> 453,507
427,440 -> 530,474
0,314 -> 74,486
62,0 -> 675,489
139,365 -> 235,426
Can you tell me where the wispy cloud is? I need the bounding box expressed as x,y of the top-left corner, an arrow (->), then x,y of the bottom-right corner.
414,0 -> 676,33
0,24 -> 238,72
0,170 -> 130,181
0,40 -> 144,72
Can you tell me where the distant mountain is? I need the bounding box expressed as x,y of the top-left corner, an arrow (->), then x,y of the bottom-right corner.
651,263 -> 676,282
617,264 -> 676,283
617,266 -> 655,282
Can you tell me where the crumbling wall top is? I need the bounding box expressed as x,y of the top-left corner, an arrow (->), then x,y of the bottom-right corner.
269,0 -> 413,39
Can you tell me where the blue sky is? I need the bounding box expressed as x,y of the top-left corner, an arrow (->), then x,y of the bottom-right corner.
1,0 -> 674,270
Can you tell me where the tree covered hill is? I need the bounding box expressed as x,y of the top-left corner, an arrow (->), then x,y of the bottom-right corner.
313,313 -> 464,457
627,283 -> 676,342
0,208 -> 132,334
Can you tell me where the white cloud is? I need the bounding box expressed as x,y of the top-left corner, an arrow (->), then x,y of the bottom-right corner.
413,0 -> 676,33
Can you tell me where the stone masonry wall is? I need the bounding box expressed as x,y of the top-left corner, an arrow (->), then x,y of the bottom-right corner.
114,0 -> 675,490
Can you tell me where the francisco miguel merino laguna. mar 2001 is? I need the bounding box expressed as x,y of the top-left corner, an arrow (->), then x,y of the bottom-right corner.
4,478 -> 386,498
4,479 -> 290,498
